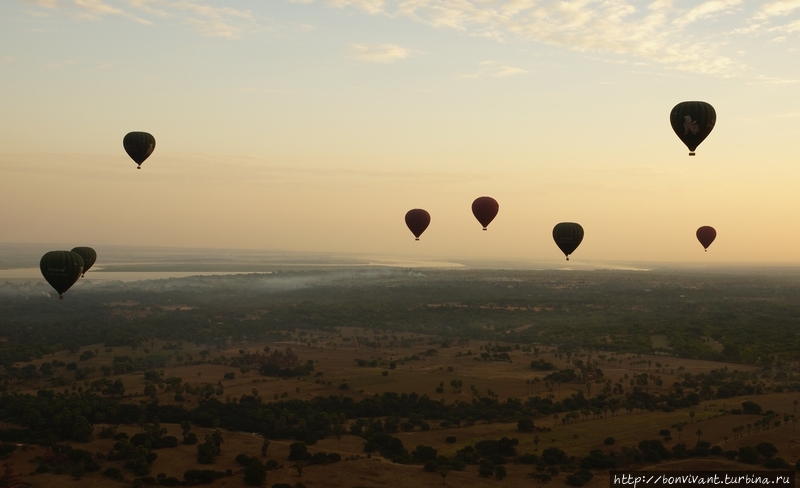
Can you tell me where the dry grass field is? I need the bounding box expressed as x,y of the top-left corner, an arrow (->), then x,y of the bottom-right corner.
3,328 -> 797,487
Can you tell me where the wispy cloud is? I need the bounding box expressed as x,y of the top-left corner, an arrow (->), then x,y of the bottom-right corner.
18,0 -> 59,7
17,0 -> 264,38
493,66 -> 527,77
755,0 -> 800,20
304,0 -> 769,75
349,43 -> 411,62
748,74 -> 800,84
461,61 -> 527,78
329,0 -> 384,14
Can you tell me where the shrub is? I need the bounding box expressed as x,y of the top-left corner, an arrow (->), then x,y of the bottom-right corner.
604,437 -> 615,445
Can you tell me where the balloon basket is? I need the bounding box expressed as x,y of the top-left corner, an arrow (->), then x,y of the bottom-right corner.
689,152 -> 695,156
59,295 -> 64,300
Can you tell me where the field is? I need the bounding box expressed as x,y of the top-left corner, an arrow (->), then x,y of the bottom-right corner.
3,329 -> 796,487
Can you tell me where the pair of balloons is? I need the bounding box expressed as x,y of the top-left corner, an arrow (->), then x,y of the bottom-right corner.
405,196 -> 500,241
40,247 -> 97,299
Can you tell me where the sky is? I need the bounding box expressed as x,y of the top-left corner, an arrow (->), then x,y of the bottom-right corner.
1,0 -> 800,265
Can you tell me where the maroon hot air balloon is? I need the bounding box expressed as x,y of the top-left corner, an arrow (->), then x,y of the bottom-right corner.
471,196 -> 499,230
696,226 -> 716,251
405,209 -> 430,241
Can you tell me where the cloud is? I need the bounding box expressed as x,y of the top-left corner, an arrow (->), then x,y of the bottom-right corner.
755,0 -> 800,19
749,74 -> 800,84
349,43 -> 411,62
674,0 -> 743,26
1,56 -> 14,64
329,0 -> 384,14
314,0 -> 763,76
462,61 -> 527,78
18,0 -> 59,7
17,0 -> 263,38
493,66 -> 527,77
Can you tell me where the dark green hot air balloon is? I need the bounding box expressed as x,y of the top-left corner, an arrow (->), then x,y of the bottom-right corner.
40,251 -> 84,299
670,101 -> 715,156
71,247 -> 97,277
552,222 -> 584,261
123,131 -> 156,169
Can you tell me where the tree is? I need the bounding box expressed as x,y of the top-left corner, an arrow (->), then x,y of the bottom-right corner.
689,411 -> 695,423
495,465 -> 507,480
243,458 -> 267,486
695,429 -> 702,444
261,438 -> 270,457
518,418 -> 535,433
289,442 -> 310,461
756,442 -> 778,459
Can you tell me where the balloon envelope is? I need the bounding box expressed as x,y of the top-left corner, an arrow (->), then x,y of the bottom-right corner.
696,226 -> 716,251
472,196 -> 499,230
670,101 -> 715,155
405,209 -> 431,240
71,247 -> 97,277
123,132 -> 156,168
40,251 -> 84,299
553,222 -> 584,261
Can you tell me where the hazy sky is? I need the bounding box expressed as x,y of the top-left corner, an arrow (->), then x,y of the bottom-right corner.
2,0 -> 800,264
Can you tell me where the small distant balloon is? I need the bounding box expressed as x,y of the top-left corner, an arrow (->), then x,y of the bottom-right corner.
71,247 -> 97,277
553,222 -> 584,261
471,196 -> 499,230
405,209 -> 431,241
696,226 -> 716,251
123,131 -> 156,169
670,101 -> 715,156
40,250 -> 84,299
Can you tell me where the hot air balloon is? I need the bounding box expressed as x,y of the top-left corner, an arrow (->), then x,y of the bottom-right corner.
40,251 -> 84,299
123,132 -> 156,169
71,247 -> 97,277
696,226 -> 716,251
553,222 -> 584,261
670,102 -> 715,156
472,196 -> 499,230
405,209 -> 430,241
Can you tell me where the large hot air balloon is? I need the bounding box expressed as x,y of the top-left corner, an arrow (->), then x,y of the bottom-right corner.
71,247 -> 97,277
405,209 -> 431,241
40,251 -> 84,299
472,196 -> 499,230
553,222 -> 584,261
123,132 -> 156,169
670,102 -> 715,156
696,226 -> 716,251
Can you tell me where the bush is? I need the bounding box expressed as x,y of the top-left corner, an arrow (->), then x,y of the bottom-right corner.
567,469 -> 594,486
479,460 -> 496,477
604,437 -> 615,445
103,467 -> 124,480
424,461 -> 439,472
243,459 -> 267,486
518,418 -> 535,433
445,436 -> 457,444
